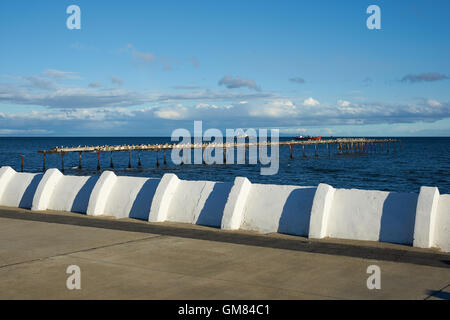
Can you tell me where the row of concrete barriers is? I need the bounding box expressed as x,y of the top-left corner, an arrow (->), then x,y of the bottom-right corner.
0,166 -> 448,252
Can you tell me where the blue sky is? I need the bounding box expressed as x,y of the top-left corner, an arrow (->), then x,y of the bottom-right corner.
0,0 -> 449,136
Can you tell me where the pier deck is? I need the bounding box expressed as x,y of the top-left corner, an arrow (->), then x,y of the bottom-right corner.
34,138 -> 399,172
38,138 -> 398,153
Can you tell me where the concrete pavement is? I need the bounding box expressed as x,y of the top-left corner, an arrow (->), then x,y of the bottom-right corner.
0,206 -> 449,299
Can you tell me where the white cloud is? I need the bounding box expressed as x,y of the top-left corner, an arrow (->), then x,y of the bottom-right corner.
172,85 -> 202,90
0,86 -> 147,109
23,76 -> 55,90
1,98 -> 449,136
249,100 -> 297,118
154,109 -> 186,120
1,72 -> 450,135
279,127 -> 307,134
303,97 -> 320,106
0,81 -> 273,109
43,69 -> 81,79
337,100 -> 351,107
0,128 -> 52,135
126,44 -> 155,64
427,99 -> 442,107
111,76 -> 124,85
88,82 -> 102,88
153,90 -> 272,103
133,50 -> 154,63
194,103 -> 233,110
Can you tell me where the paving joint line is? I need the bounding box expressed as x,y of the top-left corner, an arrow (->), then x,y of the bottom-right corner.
0,235 -> 166,270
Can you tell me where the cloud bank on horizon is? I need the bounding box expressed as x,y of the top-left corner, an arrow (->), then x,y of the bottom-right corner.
0,0 -> 449,136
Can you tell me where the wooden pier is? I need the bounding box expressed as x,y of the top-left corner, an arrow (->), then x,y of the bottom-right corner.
36,138 -> 400,172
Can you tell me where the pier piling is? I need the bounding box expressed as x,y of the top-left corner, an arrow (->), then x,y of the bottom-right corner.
78,152 -> 82,169
156,150 -> 159,167
97,152 -> 100,171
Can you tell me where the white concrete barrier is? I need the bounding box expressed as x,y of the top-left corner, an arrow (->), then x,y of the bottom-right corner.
222,177 -> 252,230
309,183 -> 335,239
86,171 -> 118,216
165,179 -> 232,227
149,173 -> 180,222
48,175 -> 97,213
0,167 -> 42,209
0,166 -> 449,252
0,166 -> 16,203
32,169 -> 63,211
103,176 -> 159,219
327,188 -> 418,244
414,187 -> 440,248
435,194 -> 450,252
240,183 -> 316,236
86,171 -> 159,220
